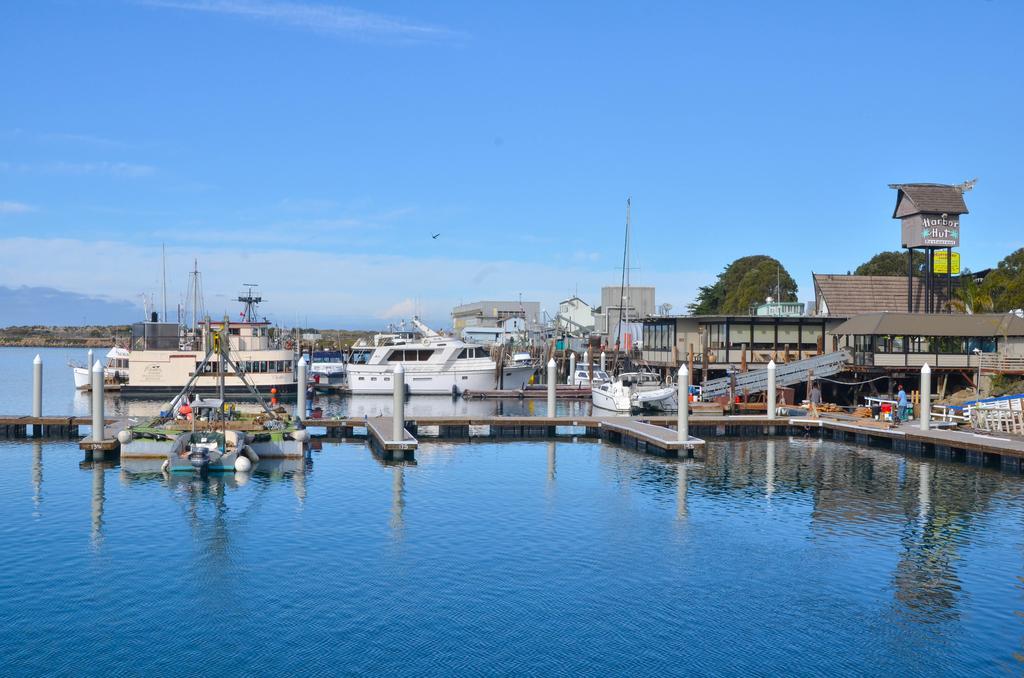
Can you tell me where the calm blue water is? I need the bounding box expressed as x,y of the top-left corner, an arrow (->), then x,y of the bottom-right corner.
1,436 -> 1023,676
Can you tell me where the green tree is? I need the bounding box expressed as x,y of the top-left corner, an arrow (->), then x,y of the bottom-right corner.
946,271 -> 994,314
982,248 -> 1024,312
854,250 -> 927,276
688,255 -> 798,315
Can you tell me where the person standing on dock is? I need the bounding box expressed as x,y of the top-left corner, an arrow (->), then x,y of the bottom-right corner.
897,384 -> 908,423
809,382 -> 822,417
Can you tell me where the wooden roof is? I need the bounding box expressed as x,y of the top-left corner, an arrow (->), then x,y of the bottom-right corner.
813,274 -> 949,316
889,183 -> 968,217
834,312 -> 1024,337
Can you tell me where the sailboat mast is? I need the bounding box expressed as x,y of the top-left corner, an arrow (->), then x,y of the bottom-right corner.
616,197 -> 631,350
161,243 -> 168,322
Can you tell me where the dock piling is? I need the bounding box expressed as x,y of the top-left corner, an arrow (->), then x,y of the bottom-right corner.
767,360 -> 777,420
600,351 -> 606,373
920,363 -> 931,431
547,358 -> 556,417
393,364 -> 405,442
568,352 -> 576,385
297,356 -> 307,418
32,354 -> 42,433
678,365 -> 689,442
91,361 -> 104,443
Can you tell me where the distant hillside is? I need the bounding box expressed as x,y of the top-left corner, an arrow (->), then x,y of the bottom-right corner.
0,286 -> 142,326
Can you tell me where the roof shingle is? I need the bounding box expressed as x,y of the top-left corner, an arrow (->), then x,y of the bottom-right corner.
889,183 -> 968,217
813,274 -> 950,316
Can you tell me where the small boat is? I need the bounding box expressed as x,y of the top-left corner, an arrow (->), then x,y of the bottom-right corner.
308,350 -> 346,381
70,347 -> 130,389
592,371 -> 677,413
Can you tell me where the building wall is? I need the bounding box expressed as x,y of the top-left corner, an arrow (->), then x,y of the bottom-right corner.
600,286 -> 655,343
451,300 -> 541,332
557,297 -> 594,332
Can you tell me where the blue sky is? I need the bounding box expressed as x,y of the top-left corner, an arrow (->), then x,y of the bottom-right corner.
2,0 -> 1022,328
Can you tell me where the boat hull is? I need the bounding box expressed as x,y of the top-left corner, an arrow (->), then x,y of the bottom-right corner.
592,386 -> 631,412
120,382 -> 298,399
347,365 -> 535,395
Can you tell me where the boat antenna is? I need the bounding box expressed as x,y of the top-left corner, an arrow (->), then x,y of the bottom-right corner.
238,284 -> 262,323
161,242 -> 168,322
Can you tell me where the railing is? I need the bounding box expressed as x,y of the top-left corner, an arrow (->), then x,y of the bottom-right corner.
967,397 -> 1024,434
978,354 -> 1024,374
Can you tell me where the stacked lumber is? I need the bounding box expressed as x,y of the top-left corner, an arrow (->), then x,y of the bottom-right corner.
852,407 -> 874,418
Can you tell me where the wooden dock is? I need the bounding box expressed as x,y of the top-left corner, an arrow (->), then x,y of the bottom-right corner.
5,409 -> 1024,473
0,415 -> 112,439
600,419 -> 705,455
364,417 -> 418,459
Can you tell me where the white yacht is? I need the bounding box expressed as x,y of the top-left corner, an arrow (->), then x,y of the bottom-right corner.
71,346 -> 130,390
592,371 -> 677,413
346,318 -> 535,395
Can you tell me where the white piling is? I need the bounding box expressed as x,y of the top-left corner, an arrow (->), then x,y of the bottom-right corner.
677,365 -> 689,443
91,360 -> 104,443
568,352 -> 576,385
32,354 -> 43,420
600,351 -> 606,373
393,363 -> 405,441
547,358 -> 557,418
296,356 -> 308,419
767,360 -> 777,420
920,363 -> 931,431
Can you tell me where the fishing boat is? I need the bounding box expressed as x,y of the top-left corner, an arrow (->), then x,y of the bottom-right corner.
121,285 -> 296,398
70,347 -> 130,389
118,325 -> 307,474
308,350 -> 346,382
346,317 -> 535,395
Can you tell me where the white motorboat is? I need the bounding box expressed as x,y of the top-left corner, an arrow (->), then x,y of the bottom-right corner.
346,317 -> 536,395
591,371 -> 677,413
308,351 -> 346,381
71,346 -> 130,389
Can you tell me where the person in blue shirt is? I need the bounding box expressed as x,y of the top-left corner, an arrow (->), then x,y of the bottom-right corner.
897,384 -> 908,423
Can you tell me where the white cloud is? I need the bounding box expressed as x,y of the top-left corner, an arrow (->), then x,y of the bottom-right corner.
0,201 -> 35,214
137,0 -> 459,41
0,237 -> 712,328
377,298 -> 416,320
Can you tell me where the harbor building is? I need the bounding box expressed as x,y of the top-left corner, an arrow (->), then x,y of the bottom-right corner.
451,300 -> 541,333
595,285 -> 655,347
554,296 -> 595,334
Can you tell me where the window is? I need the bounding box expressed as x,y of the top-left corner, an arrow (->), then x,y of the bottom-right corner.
729,324 -> 751,347
752,325 -> 774,349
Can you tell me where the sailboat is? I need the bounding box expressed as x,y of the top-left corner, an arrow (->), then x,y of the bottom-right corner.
593,198 -> 677,413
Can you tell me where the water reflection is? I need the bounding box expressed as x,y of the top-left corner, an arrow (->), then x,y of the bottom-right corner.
390,465 -> 406,538
676,462 -> 688,519
765,439 -> 776,500
32,441 -> 42,517
90,460 -> 107,549
547,440 -> 557,484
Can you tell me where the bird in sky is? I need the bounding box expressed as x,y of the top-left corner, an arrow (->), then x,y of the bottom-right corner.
431,233 -> 441,239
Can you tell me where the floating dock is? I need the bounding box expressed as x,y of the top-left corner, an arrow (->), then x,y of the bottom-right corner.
364,416 -> 418,460
0,416 -> 113,439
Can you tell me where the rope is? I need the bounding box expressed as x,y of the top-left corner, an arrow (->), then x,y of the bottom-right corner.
815,375 -> 891,386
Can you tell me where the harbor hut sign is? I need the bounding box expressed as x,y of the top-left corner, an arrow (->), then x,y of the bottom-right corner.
890,182 -> 969,248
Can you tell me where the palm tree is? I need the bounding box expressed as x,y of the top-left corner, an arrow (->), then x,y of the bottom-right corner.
946,273 -> 994,315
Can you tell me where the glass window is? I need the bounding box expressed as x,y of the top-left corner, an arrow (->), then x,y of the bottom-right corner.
729,324 -> 751,346
777,325 -> 799,344
753,325 -> 774,348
